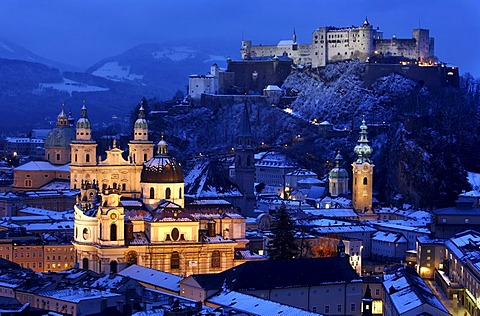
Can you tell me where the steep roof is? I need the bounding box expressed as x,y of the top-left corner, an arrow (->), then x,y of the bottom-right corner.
191,257 -> 360,293
185,159 -> 243,198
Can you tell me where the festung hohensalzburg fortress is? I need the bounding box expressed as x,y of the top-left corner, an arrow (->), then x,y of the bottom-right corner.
241,18 -> 435,67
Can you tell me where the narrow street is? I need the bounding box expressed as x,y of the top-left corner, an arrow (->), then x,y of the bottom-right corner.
425,279 -> 469,316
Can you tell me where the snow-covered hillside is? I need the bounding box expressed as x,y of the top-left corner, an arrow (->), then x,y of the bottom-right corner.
282,61 -> 419,127
86,43 -> 230,98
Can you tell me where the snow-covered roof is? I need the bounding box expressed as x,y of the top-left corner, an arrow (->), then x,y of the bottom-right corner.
371,221 -> 430,234
264,85 -> 282,91
185,159 -> 243,199
17,207 -> 74,219
303,208 -> 358,218
255,151 -> 296,169
208,291 -> 319,316
37,288 -> 120,303
372,231 -> 406,243
6,137 -> 44,144
14,161 -> 70,172
297,178 -> 322,184
383,266 -> 448,315
118,264 -> 182,292
277,40 -> 294,46
286,168 -> 317,177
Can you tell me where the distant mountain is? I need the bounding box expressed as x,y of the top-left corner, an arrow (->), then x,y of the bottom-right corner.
0,42 -> 235,131
0,39 -> 78,71
86,43 -> 231,98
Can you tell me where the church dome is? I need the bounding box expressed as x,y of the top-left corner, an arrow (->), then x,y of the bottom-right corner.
140,139 -> 183,183
45,126 -> 75,148
76,103 -> 91,129
329,152 -> 348,179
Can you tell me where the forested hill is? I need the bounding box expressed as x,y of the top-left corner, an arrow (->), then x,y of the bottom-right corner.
145,61 -> 480,209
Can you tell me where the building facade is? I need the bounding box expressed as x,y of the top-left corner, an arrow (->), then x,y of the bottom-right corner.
242,19 -> 435,68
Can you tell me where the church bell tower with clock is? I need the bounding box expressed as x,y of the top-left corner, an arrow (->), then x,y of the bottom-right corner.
352,119 -> 374,212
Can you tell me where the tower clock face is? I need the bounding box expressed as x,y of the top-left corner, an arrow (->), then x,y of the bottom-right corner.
363,164 -> 370,171
110,212 -> 118,221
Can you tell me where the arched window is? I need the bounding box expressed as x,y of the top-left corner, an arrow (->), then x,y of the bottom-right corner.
75,154 -> 77,162
82,228 -> 89,240
247,155 -> 251,167
126,251 -> 138,266
211,250 -> 221,268
179,188 -> 182,199
150,187 -> 155,199
144,153 -> 147,161
237,155 -> 242,166
110,261 -> 118,273
113,182 -> 117,189
24,179 -> 32,187
56,153 -> 60,161
363,177 -> 368,185
133,153 -> 136,163
82,258 -> 89,270
110,224 -> 117,241
47,153 -> 50,160
165,187 -> 171,199
86,154 -> 90,163
171,251 -> 180,269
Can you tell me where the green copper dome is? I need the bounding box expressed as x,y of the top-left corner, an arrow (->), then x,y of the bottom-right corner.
354,119 -> 372,164
329,151 -> 348,178
76,103 -> 91,129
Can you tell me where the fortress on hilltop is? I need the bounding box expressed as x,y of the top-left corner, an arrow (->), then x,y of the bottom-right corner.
241,18 -> 435,67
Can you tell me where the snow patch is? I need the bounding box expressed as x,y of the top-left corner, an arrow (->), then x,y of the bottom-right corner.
0,42 -> 14,53
151,46 -> 196,61
39,79 -> 109,95
92,61 -> 144,81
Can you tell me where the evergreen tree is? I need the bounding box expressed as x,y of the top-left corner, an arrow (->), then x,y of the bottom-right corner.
267,204 -> 297,260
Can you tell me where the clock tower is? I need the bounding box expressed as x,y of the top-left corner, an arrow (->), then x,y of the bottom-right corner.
352,119 -> 374,212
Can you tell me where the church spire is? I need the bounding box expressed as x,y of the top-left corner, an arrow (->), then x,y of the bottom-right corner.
56,103 -> 68,127
292,27 -> 297,44
75,100 -> 92,141
133,101 -> 149,141
238,100 -> 252,138
354,119 -> 373,164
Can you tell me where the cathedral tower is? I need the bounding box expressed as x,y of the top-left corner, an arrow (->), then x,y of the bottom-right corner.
234,101 -> 256,217
352,119 -> 374,212
70,101 -> 98,189
329,151 -> 349,197
128,103 -> 154,164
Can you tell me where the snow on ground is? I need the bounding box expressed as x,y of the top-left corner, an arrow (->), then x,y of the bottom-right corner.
92,61 -> 144,81
39,78 -> 109,95
204,54 -> 226,63
151,46 -> 196,61
468,171 -> 480,191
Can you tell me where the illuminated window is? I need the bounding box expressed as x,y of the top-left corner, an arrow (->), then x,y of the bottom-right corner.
171,252 -> 180,269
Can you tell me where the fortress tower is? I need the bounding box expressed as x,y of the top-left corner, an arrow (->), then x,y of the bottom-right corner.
351,119 -> 374,212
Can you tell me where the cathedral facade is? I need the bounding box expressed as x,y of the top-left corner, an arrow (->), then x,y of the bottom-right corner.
69,102 -> 154,197
72,103 -> 252,276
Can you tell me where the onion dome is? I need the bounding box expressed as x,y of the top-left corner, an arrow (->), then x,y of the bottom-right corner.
134,104 -> 148,129
76,101 -> 91,129
141,137 -> 184,183
354,119 -> 373,164
329,151 -> 348,178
